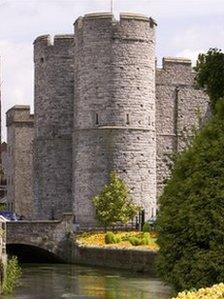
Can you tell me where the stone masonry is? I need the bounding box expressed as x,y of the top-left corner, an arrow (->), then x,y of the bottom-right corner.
33,34 -> 74,220
156,57 -> 210,197
73,13 -> 157,222
6,106 -> 34,219
5,13 -> 210,222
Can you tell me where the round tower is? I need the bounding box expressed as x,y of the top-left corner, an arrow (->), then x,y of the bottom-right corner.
73,13 -> 157,223
33,34 -> 74,219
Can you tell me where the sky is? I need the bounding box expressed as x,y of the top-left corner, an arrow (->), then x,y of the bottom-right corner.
0,0 -> 224,140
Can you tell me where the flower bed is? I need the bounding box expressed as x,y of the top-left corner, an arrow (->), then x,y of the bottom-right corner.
173,283 -> 224,299
75,231 -> 158,251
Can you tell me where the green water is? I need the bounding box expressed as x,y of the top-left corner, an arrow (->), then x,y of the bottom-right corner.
1,264 -> 171,299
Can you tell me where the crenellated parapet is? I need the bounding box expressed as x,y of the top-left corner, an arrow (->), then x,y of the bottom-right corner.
6,105 -> 34,127
156,57 -> 194,86
34,34 -> 74,64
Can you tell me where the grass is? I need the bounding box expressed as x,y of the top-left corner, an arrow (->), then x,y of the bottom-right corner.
76,231 -> 159,251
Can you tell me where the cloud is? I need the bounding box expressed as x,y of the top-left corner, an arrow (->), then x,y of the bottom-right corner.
0,40 -> 33,140
0,0 -> 224,140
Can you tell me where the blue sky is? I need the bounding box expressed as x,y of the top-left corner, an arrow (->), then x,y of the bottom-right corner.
0,0 -> 224,140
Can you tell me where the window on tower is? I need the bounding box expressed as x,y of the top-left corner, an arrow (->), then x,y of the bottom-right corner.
95,113 -> 99,125
126,114 -> 130,125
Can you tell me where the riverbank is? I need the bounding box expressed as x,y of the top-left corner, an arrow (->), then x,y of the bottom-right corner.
71,242 -> 157,275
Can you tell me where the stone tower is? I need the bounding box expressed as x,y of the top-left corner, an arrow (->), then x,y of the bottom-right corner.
6,106 -> 34,219
73,13 -> 157,223
33,35 -> 74,219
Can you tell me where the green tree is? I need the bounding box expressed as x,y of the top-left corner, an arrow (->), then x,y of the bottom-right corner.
156,99 -> 224,292
194,48 -> 224,110
93,172 -> 139,228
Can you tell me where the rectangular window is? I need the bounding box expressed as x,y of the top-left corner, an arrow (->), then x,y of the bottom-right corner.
96,113 -> 99,125
126,114 -> 130,125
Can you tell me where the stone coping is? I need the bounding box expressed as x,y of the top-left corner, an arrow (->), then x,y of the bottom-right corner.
84,12 -> 113,19
34,34 -> 73,45
7,220 -> 61,224
6,105 -> 31,113
163,57 -> 192,64
33,34 -> 51,44
120,12 -> 150,22
75,242 -> 158,254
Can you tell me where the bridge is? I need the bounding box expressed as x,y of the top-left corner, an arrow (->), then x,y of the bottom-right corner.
6,213 -> 74,262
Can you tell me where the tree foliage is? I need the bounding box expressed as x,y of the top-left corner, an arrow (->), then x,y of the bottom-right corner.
156,100 -> 224,292
93,172 -> 139,227
194,48 -> 224,110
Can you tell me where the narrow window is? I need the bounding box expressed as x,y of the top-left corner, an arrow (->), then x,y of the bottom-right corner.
151,207 -> 154,218
148,116 -> 151,125
126,114 -> 130,125
95,113 -> 99,125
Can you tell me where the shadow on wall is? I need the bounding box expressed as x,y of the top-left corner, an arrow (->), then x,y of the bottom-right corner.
6,244 -> 64,263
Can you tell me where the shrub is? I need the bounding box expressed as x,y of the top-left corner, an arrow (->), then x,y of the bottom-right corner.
140,237 -> 150,245
129,236 -> 142,246
142,222 -> 151,232
3,256 -> 22,294
173,283 -> 224,299
156,100 -> 224,292
128,233 -> 151,246
105,232 -> 120,244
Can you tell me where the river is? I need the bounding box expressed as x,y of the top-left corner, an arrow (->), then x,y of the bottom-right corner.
1,264 -> 171,299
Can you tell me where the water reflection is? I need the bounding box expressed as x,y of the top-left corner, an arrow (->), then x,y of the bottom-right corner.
1,264 -> 171,299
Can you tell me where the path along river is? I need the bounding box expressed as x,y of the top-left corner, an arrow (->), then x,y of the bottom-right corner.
1,263 -> 171,299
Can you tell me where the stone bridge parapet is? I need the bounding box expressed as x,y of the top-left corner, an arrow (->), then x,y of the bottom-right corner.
6,213 -> 74,262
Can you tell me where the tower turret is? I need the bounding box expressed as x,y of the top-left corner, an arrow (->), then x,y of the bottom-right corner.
73,13 -> 157,223
33,34 -> 74,219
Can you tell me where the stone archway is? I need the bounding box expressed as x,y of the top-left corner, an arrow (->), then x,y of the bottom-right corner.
7,243 -> 64,263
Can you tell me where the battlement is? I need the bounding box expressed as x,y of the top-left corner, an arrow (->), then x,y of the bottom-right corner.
162,57 -> 192,69
120,13 -> 157,26
82,12 -> 155,24
6,105 -> 34,127
34,34 -> 74,63
33,35 -> 52,46
74,12 -> 156,42
84,12 -> 114,20
33,34 -> 74,46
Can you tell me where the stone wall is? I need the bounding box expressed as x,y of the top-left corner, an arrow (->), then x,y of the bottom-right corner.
155,58 -> 210,197
73,13 -> 157,223
71,243 -> 157,275
33,35 -> 74,219
6,106 -> 34,219
5,13 -> 211,222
